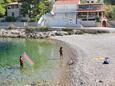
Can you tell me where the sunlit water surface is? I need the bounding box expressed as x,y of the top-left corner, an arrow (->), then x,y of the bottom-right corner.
0,38 -> 60,86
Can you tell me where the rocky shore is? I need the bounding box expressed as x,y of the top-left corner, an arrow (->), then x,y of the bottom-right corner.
0,28 -> 110,39
0,29 -> 68,39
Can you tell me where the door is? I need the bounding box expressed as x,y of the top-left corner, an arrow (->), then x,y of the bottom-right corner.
102,20 -> 106,27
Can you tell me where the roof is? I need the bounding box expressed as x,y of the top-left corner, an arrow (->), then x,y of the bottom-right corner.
55,0 -> 80,5
8,2 -> 21,5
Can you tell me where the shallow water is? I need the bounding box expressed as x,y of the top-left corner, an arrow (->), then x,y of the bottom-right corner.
0,38 -> 60,86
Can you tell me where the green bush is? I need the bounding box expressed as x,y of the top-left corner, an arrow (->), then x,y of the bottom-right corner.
5,16 -> 16,22
39,26 -> 51,31
62,28 -> 73,35
62,28 -> 73,32
96,16 -> 100,22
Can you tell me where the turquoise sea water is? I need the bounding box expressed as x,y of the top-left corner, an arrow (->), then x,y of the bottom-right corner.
0,38 -> 60,86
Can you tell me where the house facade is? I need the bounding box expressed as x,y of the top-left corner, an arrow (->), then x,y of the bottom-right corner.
38,0 -> 81,27
7,2 -> 21,17
77,3 -> 106,27
38,0 -> 107,27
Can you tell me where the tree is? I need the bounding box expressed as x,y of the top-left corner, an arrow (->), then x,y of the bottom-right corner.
4,0 -> 12,3
20,0 -> 52,21
0,4 -> 5,17
36,0 -> 52,19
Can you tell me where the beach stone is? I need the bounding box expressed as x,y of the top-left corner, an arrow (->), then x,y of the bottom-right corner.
99,80 -> 103,83
31,82 -> 37,86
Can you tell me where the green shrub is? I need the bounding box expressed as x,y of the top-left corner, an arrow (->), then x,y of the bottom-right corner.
62,28 -> 73,34
62,28 -> 72,32
39,26 -> 51,31
96,16 -> 100,22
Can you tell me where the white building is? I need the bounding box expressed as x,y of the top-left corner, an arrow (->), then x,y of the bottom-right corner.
7,2 -> 21,17
38,0 -> 106,27
38,0 -> 82,27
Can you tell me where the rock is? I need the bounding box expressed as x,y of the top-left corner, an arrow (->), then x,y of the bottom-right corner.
99,80 -> 103,83
68,60 -> 75,65
31,82 -> 37,86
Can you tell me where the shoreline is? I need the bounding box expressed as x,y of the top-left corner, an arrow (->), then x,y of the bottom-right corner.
53,33 -> 115,86
53,37 -> 87,86
1,33 -> 115,85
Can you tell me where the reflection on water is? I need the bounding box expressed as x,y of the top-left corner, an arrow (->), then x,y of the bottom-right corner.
0,38 -> 60,86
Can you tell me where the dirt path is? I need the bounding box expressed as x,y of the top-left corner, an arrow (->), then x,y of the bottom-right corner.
53,33 -> 115,86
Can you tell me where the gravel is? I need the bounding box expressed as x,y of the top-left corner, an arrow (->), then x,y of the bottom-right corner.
53,33 -> 115,86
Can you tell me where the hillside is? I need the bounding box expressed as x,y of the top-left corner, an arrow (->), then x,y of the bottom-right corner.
0,0 -> 52,22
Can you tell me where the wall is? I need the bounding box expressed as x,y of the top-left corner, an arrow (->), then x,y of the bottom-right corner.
43,12 -> 78,27
0,22 -> 39,29
7,8 -> 20,17
80,20 -> 96,27
40,4 -> 80,27
53,4 -> 77,13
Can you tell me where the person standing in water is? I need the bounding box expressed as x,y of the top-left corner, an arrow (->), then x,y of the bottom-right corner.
19,56 -> 23,68
59,47 -> 63,60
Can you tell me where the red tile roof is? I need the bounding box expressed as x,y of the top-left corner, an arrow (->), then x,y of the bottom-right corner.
55,0 -> 80,5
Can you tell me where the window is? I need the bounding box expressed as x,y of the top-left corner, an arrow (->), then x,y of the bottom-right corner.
87,1 -> 89,3
8,6 -> 11,9
12,12 -> 14,17
91,1 -> 94,3
82,19 -> 87,21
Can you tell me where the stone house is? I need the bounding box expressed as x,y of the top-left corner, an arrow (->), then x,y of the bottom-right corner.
7,2 -> 21,17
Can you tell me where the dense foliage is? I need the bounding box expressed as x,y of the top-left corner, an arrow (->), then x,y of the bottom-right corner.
20,0 -> 52,21
0,0 -> 52,21
0,0 -> 19,17
104,0 -> 115,5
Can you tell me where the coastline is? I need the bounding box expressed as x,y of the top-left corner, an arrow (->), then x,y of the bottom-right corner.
53,33 -> 115,86
53,37 -> 87,86
1,32 -> 115,85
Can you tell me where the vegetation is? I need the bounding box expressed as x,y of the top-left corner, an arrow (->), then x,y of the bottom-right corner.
20,0 -> 52,21
0,0 -> 52,21
39,26 -> 51,31
104,5 -> 115,20
104,0 -> 115,5
96,16 -> 100,22
0,0 -> 19,17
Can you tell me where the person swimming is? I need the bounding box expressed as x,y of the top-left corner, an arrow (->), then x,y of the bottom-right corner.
19,56 -> 23,68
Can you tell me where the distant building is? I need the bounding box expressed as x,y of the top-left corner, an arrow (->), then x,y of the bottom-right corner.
7,2 -> 21,17
77,3 -> 106,27
38,0 -> 107,27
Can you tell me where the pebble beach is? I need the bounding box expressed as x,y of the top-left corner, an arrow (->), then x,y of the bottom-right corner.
53,33 -> 115,86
